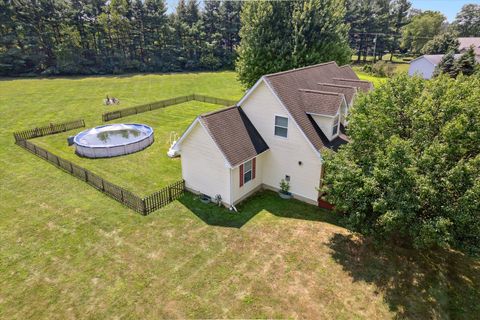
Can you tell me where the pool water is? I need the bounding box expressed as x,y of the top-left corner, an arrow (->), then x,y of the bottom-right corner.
74,123 -> 154,158
79,128 -> 143,145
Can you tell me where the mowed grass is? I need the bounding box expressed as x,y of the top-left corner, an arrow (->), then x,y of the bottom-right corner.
32,70 -> 382,196
1,71 -> 480,319
34,101 -> 221,195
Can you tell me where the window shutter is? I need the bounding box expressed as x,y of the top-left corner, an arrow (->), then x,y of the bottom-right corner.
252,158 -> 256,180
239,164 -> 244,187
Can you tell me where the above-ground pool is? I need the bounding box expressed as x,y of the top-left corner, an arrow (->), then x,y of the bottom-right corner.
74,123 -> 154,158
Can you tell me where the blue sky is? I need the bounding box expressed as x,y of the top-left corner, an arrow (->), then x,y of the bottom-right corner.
411,0 -> 479,21
166,0 -> 480,22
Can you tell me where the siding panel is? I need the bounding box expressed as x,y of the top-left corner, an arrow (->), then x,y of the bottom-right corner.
180,123 -> 231,205
240,82 -> 322,202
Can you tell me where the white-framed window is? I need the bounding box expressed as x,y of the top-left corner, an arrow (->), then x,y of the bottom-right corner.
332,115 -> 339,136
243,159 -> 252,184
274,116 -> 288,138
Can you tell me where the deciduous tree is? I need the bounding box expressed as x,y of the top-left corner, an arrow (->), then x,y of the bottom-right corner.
401,11 -> 446,54
453,4 -> 480,37
236,0 -> 351,88
322,73 -> 480,253
421,32 -> 459,55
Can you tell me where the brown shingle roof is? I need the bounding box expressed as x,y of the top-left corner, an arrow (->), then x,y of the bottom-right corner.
338,65 -> 359,79
332,78 -> 373,92
199,106 -> 268,167
300,89 -> 343,116
263,62 -> 370,151
458,37 -> 480,55
317,83 -> 357,106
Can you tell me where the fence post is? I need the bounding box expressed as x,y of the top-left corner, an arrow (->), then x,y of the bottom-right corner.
121,189 -> 124,202
168,187 -> 172,202
101,179 -> 105,191
85,170 -> 89,182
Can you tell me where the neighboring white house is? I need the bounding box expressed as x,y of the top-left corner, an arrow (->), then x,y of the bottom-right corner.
408,54 -> 480,79
173,62 -> 373,208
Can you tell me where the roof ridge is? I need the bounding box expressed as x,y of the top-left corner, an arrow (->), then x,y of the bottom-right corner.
317,82 -> 357,90
199,105 -> 237,118
333,78 -> 371,83
263,61 -> 337,78
299,88 -> 343,97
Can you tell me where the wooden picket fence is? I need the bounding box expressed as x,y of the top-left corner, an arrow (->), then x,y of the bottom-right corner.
143,180 -> 185,214
102,93 -> 237,122
13,119 -> 85,142
13,120 -> 185,214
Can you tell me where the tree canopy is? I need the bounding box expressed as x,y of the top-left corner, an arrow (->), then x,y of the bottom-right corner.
453,4 -> 480,37
0,0 -> 242,76
421,32 -> 459,55
401,11 -> 446,54
322,73 -> 480,253
236,0 -> 351,88
346,0 -> 410,62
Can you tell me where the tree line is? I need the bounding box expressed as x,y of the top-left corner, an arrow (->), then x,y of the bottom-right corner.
346,1 -> 480,61
0,0 -> 241,76
1,0 -> 479,77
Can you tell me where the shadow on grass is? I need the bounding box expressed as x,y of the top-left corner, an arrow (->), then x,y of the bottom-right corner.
328,233 -> 480,319
178,190 -> 343,228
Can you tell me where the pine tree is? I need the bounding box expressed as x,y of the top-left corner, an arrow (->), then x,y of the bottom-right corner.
434,51 -> 457,78
201,0 -> 222,70
455,47 -> 477,76
0,0 -> 22,74
387,0 -> 411,61
132,0 -> 147,65
219,0 -> 242,67
0,0 -> 239,75
143,0 -> 168,69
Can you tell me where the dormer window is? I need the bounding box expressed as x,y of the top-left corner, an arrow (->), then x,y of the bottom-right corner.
332,115 -> 339,136
274,116 -> 288,138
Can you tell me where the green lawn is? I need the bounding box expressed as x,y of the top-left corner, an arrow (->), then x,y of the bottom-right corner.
351,53 -> 415,63
1,71 -> 479,319
34,101 -> 221,196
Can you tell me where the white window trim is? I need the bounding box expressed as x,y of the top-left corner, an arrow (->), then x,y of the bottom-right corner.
274,114 -> 289,139
332,114 -> 340,137
243,159 -> 253,185
238,77 -> 322,159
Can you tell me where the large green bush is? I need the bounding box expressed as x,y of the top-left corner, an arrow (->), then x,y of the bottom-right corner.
322,73 -> 480,253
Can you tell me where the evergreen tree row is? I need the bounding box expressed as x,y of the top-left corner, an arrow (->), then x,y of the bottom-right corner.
0,0 -> 241,76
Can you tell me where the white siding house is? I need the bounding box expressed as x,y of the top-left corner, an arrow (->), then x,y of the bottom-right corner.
239,81 -> 323,204
173,62 -> 372,208
180,121 -> 232,205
